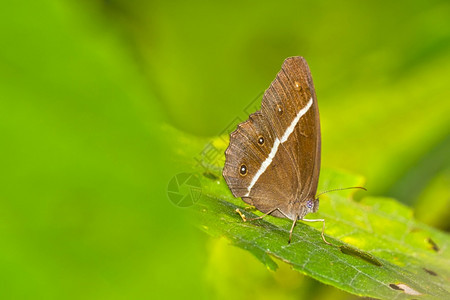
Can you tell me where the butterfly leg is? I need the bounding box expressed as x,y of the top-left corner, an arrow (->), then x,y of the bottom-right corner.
235,207 -> 274,222
242,208 -> 297,244
235,208 -> 247,222
288,216 -> 298,244
302,218 -> 333,246
246,207 -> 285,221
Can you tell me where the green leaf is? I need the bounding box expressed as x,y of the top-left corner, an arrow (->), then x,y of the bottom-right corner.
169,127 -> 450,299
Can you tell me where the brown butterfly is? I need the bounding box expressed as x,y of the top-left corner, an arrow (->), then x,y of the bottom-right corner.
223,56 -> 329,244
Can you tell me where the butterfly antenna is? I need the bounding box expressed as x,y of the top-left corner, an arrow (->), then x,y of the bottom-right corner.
316,186 -> 367,198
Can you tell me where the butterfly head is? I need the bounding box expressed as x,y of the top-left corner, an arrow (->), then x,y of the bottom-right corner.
294,199 -> 319,220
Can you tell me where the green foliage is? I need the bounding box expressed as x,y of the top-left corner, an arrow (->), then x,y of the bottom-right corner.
178,132 -> 450,299
0,2 -> 206,299
1,0 -> 449,299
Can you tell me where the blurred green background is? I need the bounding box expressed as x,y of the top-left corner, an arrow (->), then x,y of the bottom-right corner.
0,0 -> 449,299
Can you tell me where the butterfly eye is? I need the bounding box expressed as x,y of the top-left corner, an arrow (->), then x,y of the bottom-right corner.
306,200 -> 313,209
239,164 -> 248,176
257,136 -> 264,145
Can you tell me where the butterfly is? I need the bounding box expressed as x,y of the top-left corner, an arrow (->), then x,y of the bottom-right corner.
223,56 -> 327,243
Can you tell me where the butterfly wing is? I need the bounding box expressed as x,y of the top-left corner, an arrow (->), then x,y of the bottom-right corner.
223,57 -> 321,220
